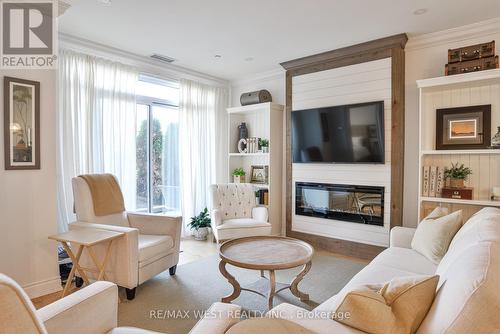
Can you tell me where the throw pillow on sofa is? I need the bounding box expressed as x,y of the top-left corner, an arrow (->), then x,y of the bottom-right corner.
411,207 -> 463,264
333,275 -> 439,334
226,318 -> 315,334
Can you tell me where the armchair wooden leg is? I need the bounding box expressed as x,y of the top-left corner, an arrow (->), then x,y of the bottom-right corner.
75,276 -> 84,288
125,287 -> 136,300
169,265 -> 177,276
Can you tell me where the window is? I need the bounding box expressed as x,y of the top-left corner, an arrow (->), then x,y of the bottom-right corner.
135,75 -> 180,214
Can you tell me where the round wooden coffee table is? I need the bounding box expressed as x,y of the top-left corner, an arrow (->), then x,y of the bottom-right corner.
218,236 -> 314,310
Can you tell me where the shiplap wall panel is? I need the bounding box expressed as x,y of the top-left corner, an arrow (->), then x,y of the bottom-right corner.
292,58 -> 392,247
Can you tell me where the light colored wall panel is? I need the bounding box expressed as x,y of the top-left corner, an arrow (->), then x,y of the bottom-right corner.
291,58 -> 392,247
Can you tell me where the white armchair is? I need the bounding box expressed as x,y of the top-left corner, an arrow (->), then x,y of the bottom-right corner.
210,184 -> 271,242
71,175 -> 182,300
0,273 -> 164,334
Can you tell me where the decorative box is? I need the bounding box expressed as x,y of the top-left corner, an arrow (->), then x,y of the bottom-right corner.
448,41 -> 495,63
445,56 -> 499,76
441,187 -> 473,200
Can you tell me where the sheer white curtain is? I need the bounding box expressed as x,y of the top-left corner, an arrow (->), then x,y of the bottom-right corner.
179,79 -> 228,234
57,49 -> 138,232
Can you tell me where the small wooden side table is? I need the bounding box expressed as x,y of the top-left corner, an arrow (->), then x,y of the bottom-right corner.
49,228 -> 124,297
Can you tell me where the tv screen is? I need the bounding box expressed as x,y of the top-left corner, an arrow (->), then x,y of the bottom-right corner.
292,101 -> 385,163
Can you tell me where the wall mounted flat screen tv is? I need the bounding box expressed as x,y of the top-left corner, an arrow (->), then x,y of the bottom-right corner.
292,101 -> 385,163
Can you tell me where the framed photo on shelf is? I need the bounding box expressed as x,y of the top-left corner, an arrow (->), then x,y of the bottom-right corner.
4,77 -> 40,170
436,105 -> 491,150
250,165 -> 269,184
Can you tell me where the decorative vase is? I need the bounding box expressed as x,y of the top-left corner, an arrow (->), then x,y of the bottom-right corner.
450,178 -> 465,188
193,227 -> 208,241
492,126 -> 500,147
238,123 -> 248,151
233,175 -> 245,183
262,146 -> 269,153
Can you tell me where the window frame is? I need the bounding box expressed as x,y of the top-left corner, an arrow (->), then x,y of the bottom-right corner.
136,75 -> 180,213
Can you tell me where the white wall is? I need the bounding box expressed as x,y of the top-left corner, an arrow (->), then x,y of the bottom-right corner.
0,69 -> 60,298
230,18 -> 500,228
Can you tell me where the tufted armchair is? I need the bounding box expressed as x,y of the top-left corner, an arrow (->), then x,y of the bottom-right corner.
210,183 -> 271,242
70,174 -> 182,300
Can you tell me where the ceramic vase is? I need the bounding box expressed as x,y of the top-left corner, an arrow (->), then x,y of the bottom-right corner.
193,227 -> 208,241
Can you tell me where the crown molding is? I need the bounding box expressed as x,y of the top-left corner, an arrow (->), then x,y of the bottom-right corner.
406,18 -> 500,51
58,33 -> 229,87
230,68 -> 285,86
280,33 -> 407,71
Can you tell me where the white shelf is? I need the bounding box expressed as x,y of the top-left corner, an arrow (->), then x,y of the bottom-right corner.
421,149 -> 500,155
229,153 -> 270,157
420,197 -> 500,207
251,183 -> 269,189
227,102 -> 282,114
417,68 -> 500,89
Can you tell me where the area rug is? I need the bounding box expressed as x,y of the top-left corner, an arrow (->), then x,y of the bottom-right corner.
117,253 -> 365,334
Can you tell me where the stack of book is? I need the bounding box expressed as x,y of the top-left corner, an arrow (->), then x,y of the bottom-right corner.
256,189 -> 269,205
422,166 -> 445,197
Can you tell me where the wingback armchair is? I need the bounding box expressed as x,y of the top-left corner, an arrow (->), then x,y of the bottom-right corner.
71,174 -> 182,300
210,184 -> 271,242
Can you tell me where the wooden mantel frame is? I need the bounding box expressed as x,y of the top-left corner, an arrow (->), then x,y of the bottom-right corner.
280,33 -> 408,259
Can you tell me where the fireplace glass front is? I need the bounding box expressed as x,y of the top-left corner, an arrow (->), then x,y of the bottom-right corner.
295,182 -> 384,226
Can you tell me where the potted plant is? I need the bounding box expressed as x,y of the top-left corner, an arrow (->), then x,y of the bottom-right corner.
188,208 -> 211,241
232,168 -> 246,183
444,163 -> 472,188
259,138 -> 269,153
255,190 -> 261,205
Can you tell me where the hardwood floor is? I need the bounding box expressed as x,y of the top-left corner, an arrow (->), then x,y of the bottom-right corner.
31,235 -> 367,309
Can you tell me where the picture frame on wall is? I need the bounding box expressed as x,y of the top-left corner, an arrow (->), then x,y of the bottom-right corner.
250,165 -> 269,184
436,105 -> 491,150
4,76 -> 41,170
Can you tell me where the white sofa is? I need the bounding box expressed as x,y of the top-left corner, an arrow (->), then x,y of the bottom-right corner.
210,184 -> 271,242
71,175 -> 182,300
194,207 -> 500,333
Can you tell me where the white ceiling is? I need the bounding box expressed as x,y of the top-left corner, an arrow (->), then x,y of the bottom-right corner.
59,0 -> 500,80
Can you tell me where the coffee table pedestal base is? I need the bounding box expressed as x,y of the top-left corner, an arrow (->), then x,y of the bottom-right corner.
219,260 -> 311,310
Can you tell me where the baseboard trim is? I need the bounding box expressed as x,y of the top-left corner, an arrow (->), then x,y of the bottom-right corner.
23,276 -> 62,299
287,230 -> 385,260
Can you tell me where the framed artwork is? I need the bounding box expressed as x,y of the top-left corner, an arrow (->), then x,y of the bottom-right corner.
250,165 -> 269,184
436,105 -> 491,150
4,76 -> 40,170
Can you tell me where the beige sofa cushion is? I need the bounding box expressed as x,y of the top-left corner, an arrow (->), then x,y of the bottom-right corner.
334,275 -> 439,334
411,207 -> 462,264
417,208 -> 500,334
316,251 -> 435,314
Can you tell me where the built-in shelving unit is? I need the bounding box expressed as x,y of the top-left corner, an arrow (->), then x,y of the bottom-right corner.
417,69 -> 500,220
227,102 -> 284,235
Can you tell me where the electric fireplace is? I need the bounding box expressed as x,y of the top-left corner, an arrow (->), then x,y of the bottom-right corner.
295,182 -> 384,226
